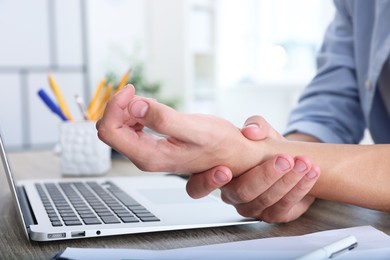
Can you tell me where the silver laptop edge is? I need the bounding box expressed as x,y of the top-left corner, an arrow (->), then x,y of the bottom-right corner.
0,134 -> 30,240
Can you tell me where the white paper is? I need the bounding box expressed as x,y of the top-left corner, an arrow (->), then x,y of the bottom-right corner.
58,226 -> 390,260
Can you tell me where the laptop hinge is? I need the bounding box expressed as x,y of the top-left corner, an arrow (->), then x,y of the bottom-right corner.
16,186 -> 37,227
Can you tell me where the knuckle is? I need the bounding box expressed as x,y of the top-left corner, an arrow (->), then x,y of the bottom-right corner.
257,194 -> 274,208
277,196 -> 295,209
260,165 -> 280,186
295,182 -> 310,193
152,111 -> 170,130
236,206 -> 253,218
234,185 -> 255,203
96,125 -> 112,144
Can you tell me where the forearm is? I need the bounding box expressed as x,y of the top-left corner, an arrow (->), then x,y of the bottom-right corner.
263,139 -> 390,211
285,132 -> 322,142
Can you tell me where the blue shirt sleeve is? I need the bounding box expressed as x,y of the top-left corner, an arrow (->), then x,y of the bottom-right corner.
285,0 -> 366,144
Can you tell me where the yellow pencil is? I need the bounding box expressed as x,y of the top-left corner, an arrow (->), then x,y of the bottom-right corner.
90,83 -> 113,120
87,77 -> 106,117
114,69 -> 131,94
48,74 -> 73,121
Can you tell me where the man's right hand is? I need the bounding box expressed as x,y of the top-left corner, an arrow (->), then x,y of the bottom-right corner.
186,116 -> 321,223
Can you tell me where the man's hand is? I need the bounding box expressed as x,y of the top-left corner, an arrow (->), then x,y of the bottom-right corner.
97,86 -> 268,175
186,116 -> 320,223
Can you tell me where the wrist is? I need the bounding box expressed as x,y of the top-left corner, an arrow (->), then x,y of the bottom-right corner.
231,137 -> 280,176
285,132 -> 322,142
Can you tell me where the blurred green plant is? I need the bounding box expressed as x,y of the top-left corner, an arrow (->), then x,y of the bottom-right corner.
105,64 -> 179,109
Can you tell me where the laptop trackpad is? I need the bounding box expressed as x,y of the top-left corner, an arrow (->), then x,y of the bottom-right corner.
139,188 -> 213,204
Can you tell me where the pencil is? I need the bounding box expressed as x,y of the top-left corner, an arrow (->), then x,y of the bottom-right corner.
87,78 -> 106,117
90,83 -> 113,120
114,69 -> 131,94
48,74 -> 73,121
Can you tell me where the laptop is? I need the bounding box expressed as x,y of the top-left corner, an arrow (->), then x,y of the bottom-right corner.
0,134 -> 258,241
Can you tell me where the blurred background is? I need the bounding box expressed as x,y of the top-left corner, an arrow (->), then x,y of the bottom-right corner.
0,0 -> 334,150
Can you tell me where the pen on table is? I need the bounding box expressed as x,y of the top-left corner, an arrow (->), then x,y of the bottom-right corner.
74,94 -> 89,121
295,235 -> 358,260
37,89 -> 68,121
48,74 -> 74,121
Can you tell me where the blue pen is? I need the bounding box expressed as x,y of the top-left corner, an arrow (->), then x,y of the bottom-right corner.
37,89 -> 68,121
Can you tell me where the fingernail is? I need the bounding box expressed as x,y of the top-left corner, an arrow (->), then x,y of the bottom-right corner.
275,156 -> 291,172
214,170 -> 229,184
294,159 -> 307,173
306,169 -> 318,179
244,123 -> 260,129
131,100 -> 149,118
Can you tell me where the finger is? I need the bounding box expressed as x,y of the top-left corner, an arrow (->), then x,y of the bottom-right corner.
241,115 -> 282,140
261,165 -> 320,221
259,195 -> 316,223
221,154 -> 294,205
98,84 -> 135,129
96,85 -> 136,147
234,156 -> 314,218
128,98 -> 225,143
186,166 -> 233,199
278,164 -> 320,207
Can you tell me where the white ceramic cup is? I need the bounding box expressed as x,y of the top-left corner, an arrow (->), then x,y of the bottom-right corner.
59,121 -> 111,176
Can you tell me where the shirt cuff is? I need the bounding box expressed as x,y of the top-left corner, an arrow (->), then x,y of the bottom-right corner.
284,121 -> 346,144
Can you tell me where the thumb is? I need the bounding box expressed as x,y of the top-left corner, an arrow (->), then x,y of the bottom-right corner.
241,115 -> 283,140
241,116 -> 270,140
186,166 -> 233,199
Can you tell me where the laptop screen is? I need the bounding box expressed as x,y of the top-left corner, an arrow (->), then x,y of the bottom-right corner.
0,134 -> 29,239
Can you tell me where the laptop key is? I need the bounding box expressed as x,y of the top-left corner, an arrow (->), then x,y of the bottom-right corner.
121,216 -> 139,223
51,221 -> 63,226
101,216 -> 121,224
62,216 -> 80,221
60,213 -> 77,217
134,213 -> 156,218
97,212 -> 115,217
49,216 -> 61,221
131,209 -> 150,214
64,220 -> 82,226
116,212 -> 134,217
79,213 -> 97,218
128,205 -> 147,211
139,216 -> 160,222
83,218 -> 102,225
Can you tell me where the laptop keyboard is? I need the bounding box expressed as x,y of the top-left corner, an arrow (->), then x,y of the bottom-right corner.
35,181 -> 160,227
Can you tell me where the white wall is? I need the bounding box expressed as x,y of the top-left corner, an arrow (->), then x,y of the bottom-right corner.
145,0 -> 188,106
0,0 -> 85,149
216,83 -> 303,132
0,0 -> 149,150
86,0 -> 147,92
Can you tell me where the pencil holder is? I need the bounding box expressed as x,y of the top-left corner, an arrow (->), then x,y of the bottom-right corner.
59,121 -> 111,176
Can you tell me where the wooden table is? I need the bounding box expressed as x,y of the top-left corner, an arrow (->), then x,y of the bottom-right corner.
1,150 -> 389,259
